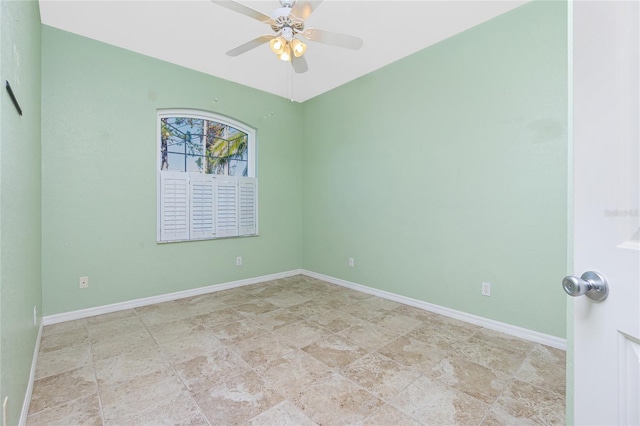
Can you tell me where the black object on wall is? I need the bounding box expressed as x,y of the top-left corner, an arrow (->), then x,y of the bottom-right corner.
5,80 -> 23,116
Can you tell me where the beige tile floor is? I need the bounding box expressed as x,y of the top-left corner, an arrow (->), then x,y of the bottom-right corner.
27,275 -> 566,425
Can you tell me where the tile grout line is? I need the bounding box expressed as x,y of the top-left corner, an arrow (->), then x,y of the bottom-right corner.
134,305 -> 216,426
475,340 -> 540,426
85,319 -> 107,426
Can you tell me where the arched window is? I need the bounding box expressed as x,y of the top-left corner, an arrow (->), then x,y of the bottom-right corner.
157,110 -> 257,242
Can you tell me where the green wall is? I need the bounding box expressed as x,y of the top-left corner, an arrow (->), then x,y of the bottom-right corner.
301,1 -> 567,338
0,1 -> 42,424
41,27 -> 302,315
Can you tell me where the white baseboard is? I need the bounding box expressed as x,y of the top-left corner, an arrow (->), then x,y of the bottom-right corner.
301,269 -> 566,350
19,320 -> 43,426
43,269 -> 302,326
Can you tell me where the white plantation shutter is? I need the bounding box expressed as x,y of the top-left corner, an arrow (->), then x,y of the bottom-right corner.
189,174 -> 215,239
160,172 -> 189,241
159,173 -> 257,242
215,176 -> 239,238
239,178 -> 258,236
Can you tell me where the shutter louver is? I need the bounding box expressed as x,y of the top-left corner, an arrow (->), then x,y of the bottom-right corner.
160,172 -> 189,241
239,178 -> 258,236
189,173 -> 215,239
215,176 -> 239,238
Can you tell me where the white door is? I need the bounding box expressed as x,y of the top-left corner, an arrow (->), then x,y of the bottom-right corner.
572,1 -> 640,425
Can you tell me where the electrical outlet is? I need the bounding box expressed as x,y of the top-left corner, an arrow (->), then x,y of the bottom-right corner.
79,276 -> 89,289
33,306 -> 37,326
236,256 -> 242,266
348,258 -> 355,267
481,282 -> 491,297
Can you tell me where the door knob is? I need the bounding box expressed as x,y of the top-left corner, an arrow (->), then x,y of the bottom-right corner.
562,271 -> 609,301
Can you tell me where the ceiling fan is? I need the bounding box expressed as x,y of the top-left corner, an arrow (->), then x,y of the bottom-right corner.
211,0 -> 363,73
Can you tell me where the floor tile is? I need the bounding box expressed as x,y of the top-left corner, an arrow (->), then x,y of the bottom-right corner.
424,353 -> 512,404
41,319 -> 87,337
90,329 -> 157,361
94,344 -> 170,387
339,302 -> 390,321
145,316 -> 210,344
338,322 -> 397,351
515,353 -> 566,395
234,299 -> 281,317
308,309 -> 365,333
231,331 -> 297,368
209,317 -> 267,344
135,301 -> 194,326
294,372 -> 383,425
264,290 -> 312,308
451,337 -> 527,375
29,366 -> 98,415
330,287 -> 375,303
173,349 -> 252,394
472,328 -> 536,353
247,400 -> 317,425
364,404 -> 423,426
35,343 -> 92,380
310,293 -> 351,310
256,349 -> 332,400
527,343 -> 566,366
173,292 -> 229,317
155,329 -> 224,365
85,309 -> 136,326
244,283 -> 290,298
26,394 -> 102,426
192,369 -> 283,424
196,307 -> 246,328
302,334 -> 368,368
392,304 -> 437,322
285,300 -> 336,318
341,352 -> 421,400
407,317 -> 480,348
358,296 -> 404,311
367,311 -> 424,335
214,288 -> 261,307
99,369 -> 196,424
274,320 -> 332,349
493,379 -> 565,425
389,375 -> 490,426
378,336 -> 448,369
87,315 -> 147,342
480,408 -> 541,426
39,327 -> 89,353
253,308 -> 302,331
108,406 -> 209,426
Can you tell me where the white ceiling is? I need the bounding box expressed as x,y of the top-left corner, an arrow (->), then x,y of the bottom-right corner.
39,0 -> 527,103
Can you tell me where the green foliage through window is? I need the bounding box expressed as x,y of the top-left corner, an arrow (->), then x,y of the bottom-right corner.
160,116 -> 249,176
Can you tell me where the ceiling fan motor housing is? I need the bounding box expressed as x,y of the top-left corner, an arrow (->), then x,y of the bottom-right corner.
271,13 -> 304,34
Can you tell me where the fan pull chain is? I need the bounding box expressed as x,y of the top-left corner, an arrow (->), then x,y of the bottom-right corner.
290,61 -> 294,102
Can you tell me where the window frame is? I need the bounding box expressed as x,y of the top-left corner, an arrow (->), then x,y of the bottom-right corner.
156,109 -> 258,243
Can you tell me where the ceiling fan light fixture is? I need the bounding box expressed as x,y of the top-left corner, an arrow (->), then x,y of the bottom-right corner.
270,36 -> 286,55
278,44 -> 292,62
290,38 -> 307,57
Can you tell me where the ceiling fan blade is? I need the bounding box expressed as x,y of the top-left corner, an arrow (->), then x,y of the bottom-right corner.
291,54 -> 308,74
302,28 -> 363,50
210,0 -> 272,23
291,0 -> 323,20
226,35 -> 274,57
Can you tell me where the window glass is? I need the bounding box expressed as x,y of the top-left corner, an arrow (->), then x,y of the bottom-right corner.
161,116 -> 249,176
